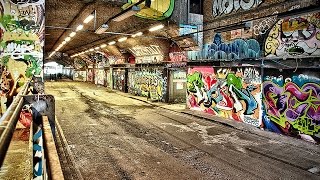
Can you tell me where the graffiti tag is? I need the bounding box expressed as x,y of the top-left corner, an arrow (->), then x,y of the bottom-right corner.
212,0 -> 263,17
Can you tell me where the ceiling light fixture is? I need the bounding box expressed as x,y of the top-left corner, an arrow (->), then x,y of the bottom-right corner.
83,14 -> 94,24
70,32 -> 76,37
65,37 -> 71,42
132,32 -> 143,37
149,24 -> 164,32
49,52 -> 55,58
76,24 -> 84,31
100,44 -> 107,48
108,41 -> 116,45
112,5 -> 140,22
95,1 -> 144,34
118,37 -> 127,42
95,47 -> 100,50
95,24 -> 109,34
62,41 -> 66,45
90,48 -> 94,51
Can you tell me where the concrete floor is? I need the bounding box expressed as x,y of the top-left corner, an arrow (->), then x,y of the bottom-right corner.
46,81 -> 320,180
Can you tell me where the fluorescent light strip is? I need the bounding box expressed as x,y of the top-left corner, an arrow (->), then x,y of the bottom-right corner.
65,37 -> 71,42
90,48 -> 94,51
112,5 -> 140,22
132,32 -> 143,37
118,37 -> 127,42
76,24 -> 84,31
70,32 -> 76,37
108,41 -> 116,45
100,44 -> 107,48
95,47 -> 100,50
49,51 -> 55,58
83,14 -> 94,24
149,24 -> 164,32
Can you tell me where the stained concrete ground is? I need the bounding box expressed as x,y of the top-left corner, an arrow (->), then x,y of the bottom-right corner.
45,81 -> 320,180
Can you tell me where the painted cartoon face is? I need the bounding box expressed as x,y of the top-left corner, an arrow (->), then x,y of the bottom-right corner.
265,13 -> 320,57
280,17 -> 318,55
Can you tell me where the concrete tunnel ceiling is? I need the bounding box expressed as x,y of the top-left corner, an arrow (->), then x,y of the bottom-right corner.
45,0 -> 181,67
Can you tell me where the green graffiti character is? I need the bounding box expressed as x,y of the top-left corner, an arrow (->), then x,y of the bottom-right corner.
226,73 -> 242,89
187,72 -> 204,93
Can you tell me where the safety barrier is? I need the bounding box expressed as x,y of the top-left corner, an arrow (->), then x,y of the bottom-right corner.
0,82 -> 64,179
0,81 -> 30,165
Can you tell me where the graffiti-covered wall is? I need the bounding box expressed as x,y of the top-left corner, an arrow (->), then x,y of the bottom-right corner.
87,69 -> 94,83
73,71 -> 87,82
128,68 -> 168,102
95,69 -> 105,85
0,0 -> 45,116
113,69 -> 126,92
263,69 -> 320,143
187,66 -> 262,127
265,12 -> 320,57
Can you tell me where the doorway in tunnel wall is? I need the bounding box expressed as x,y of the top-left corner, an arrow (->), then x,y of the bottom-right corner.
113,68 -> 127,92
168,69 -> 187,103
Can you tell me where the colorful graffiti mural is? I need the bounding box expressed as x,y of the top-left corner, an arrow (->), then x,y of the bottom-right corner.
104,69 -> 111,87
0,0 -> 45,116
123,0 -> 174,20
113,69 -> 126,92
74,57 -> 86,70
265,12 -> 320,57
95,69 -> 104,85
94,52 -> 107,68
263,72 -> 320,143
212,0 -> 263,17
73,71 -> 86,82
129,69 -> 167,101
87,69 -> 94,82
204,33 -> 260,60
187,67 -> 261,126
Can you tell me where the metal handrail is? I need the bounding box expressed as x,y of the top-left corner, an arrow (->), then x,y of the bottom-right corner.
0,81 -> 30,166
